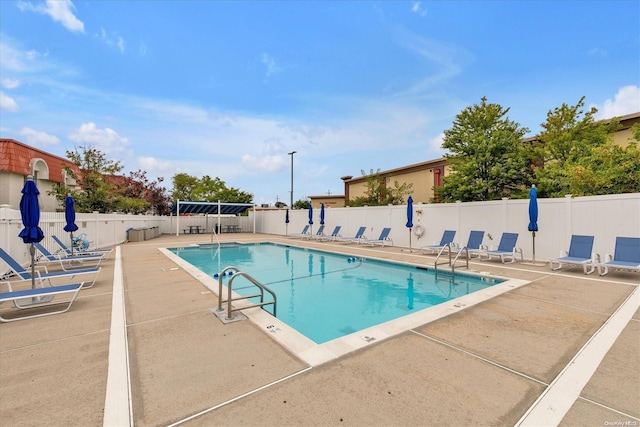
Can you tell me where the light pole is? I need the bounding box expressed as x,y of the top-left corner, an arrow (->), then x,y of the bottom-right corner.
288,151 -> 296,208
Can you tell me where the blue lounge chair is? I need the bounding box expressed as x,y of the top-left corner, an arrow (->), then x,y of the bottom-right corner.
0,279 -> 84,322
339,226 -> 367,244
34,242 -> 105,270
320,226 -> 342,241
288,225 -> 310,239
307,225 -> 326,240
421,230 -> 456,254
550,235 -> 596,274
456,230 -> 486,258
479,232 -> 522,264
52,235 -> 113,260
598,237 -> 640,276
363,228 -> 393,247
0,248 -> 101,288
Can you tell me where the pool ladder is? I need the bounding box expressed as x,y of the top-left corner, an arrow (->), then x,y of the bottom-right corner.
216,266 -> 277,320
434,243 -> 469,281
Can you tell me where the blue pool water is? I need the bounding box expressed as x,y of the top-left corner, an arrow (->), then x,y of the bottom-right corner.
171,243 -> 503,344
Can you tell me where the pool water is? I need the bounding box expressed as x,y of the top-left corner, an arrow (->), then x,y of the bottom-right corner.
171,243 -> 502,344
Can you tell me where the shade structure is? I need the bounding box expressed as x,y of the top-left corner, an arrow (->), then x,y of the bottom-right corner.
18,176 -> 44,290
406,196 -> 414,251
319,203 -> 325,225
528,185 -> 539,263
63,194 -> 79,255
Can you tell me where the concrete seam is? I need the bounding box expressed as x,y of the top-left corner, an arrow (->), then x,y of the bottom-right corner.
410,330 -> 548,386
103,246 -> 133,427
167,366 -> 313,426
575,396 -> 640,421
515,286 -> 640,427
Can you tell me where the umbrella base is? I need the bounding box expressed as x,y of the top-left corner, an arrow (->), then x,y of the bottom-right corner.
14,295 -> 54,307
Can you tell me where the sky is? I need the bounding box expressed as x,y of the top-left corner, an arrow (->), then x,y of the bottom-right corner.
1,1 -> 639,206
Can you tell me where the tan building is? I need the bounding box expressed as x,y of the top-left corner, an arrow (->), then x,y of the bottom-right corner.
310,111 -> 639,208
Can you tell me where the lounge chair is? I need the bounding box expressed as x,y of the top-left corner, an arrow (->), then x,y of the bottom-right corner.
288,225 -> 310,239
456,230 -> 486,258
34,242 -> 105,270
362,227 -> 393,247
307,225 -> 326,240
0,248 -> 101,288
0,278 -> 84,322
320,226 -> 342,241
339,226 -> 367,244
549,235 -> 597,274
598,237 -> 640,276
421,230 -> 456,254
479,232 -> 523,264
52,235 -> 113,260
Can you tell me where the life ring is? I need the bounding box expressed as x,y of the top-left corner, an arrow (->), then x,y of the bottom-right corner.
413,225 -> 424,237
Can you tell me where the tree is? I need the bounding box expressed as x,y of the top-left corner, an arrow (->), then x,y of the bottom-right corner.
347,169 -> 413,207
171,173 -> 253,203
293,199 -> 311,209
533,97 -> 633,197
122,170 -> 171,215
436,97 -> 531,202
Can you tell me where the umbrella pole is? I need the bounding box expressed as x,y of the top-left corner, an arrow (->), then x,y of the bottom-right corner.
532,231 -> 536,264
70,232 -> 74,256
30,243 -> 36,289
409,229 -> 412,252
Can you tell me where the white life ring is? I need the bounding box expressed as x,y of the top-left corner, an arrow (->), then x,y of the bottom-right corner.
413,225 -> 424,237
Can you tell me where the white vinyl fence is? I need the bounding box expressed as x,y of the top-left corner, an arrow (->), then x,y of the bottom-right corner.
1,193 -> 639,270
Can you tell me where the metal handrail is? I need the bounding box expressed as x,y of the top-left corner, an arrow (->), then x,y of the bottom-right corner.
216,266 -> 276,320
434,243 -> 453,280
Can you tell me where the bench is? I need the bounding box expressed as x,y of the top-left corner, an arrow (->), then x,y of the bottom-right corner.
0,283 -> 83,322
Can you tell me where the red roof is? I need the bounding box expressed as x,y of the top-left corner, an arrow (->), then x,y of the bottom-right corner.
0,138 -> 78,183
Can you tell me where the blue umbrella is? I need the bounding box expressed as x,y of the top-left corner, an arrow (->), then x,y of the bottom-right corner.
319,203 -> 325,225
18,176 -> 44,289
406,195 -> 414,251
308,204 -> 313,235
528,185 -> 539,263
63,194 -> 79,255
285,209 -> 290,235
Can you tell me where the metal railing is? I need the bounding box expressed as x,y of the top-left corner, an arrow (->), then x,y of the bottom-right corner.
433,243 -> 469,281
216,266 -> 276,320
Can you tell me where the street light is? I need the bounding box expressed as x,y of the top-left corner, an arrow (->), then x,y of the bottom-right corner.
288,151 -> 296,208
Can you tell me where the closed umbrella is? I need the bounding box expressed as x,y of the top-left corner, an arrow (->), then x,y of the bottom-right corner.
528,185 -> 539,264
18,176 -> 44,290
285,209 -> 290,236
308,204 -> 313,235
63,194 -> 79,255
319,203 -> 325,225
406,196 -> 414,251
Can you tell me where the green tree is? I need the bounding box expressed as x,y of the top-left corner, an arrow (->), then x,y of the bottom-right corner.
293,199 -> 311,209
436,97 -> 531,202
171,173 -> 253,203
347,169 -> 413,207
533,97 -> 629,197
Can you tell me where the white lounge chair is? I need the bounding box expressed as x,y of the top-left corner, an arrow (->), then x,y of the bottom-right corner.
456,230 -> 487,258
339,226 -> 367,244
52,235 -> 113,260
288,225 -> 310,239
479,232 -> 522,264
421,230 -> 456,254
0,279 -> 84,322
363,228 -> 393,247
598,237 -> 640,276
0,248 -> 101,288
34,242 -> 105,270
320,226 -> 342,241
307,225 -> 326,240
549,235 -> 597,274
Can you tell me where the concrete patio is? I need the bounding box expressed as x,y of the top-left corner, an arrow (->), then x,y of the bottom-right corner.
1,233 -> 638,427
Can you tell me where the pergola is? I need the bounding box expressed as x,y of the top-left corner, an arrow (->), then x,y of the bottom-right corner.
170,200 -> 255,235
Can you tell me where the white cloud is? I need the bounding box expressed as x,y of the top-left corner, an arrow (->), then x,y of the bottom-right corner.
97,28 -> 126,53
242,154 -> 288,172
137,156 -> 173,175
1,78 -> 20,89
428,132 -> 445,154
594,85 -> 640,119
411,2 -> 428,17
0,91 -> 20,111
19,127 -> 60,146
261,53 -> 283,78
68,122 -> 130,154
18,0 -> 84,33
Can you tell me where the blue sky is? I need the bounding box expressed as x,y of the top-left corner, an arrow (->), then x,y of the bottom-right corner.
1,0 -> 639,206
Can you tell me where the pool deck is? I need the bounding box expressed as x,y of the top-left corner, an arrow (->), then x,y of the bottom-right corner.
1,233 -> 638,426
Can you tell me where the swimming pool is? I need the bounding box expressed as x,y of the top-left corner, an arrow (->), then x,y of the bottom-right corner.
170,242 -> 504,344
